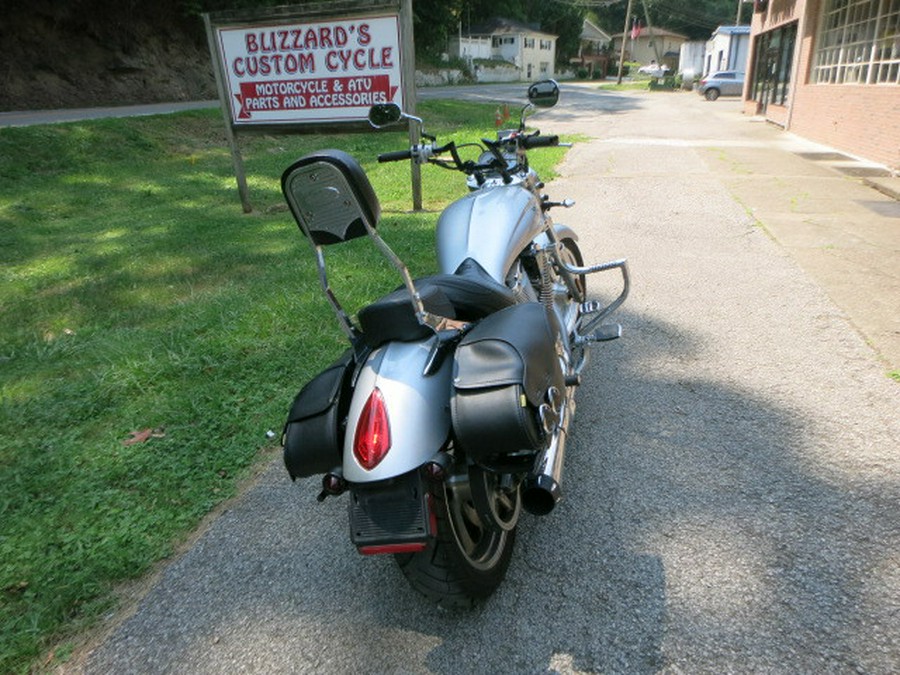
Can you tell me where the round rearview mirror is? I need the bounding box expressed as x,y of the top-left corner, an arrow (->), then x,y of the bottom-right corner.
368,103 -> 403,128
527,80 -> 560,108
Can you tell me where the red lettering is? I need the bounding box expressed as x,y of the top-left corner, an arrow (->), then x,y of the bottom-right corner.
358,23 -> 371,46
320,27 -> 333,48
304,28 -> 319,49
279,30 -> 290,50
246,34 -> 258,53
323,47 -> 394,72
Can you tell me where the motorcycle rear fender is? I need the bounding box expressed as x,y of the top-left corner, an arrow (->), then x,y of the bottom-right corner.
343,337 -> 452,483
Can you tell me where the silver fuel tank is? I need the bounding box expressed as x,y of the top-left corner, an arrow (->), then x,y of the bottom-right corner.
436,184 -> 544,282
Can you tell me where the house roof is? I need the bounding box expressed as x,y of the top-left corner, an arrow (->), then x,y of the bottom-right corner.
613,27 -> 689,41
581,18 -> 612,42
467,16 -> 557,39
713,25 -> 751,36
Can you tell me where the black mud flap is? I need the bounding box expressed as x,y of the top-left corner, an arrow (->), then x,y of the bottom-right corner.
349,470 -> 432,554
282,349 -> 355,480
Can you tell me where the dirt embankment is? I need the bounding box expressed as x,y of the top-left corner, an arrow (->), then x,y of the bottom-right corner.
0,1 -> 217,111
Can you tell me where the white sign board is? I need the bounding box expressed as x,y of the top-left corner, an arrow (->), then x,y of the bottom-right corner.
216,14 -> 403,125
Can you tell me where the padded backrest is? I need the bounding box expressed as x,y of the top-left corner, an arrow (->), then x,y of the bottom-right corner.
281,149 -> 381,246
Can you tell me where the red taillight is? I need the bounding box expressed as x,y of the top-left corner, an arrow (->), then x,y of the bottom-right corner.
358,542 -> 426,555
353,388 -> 391,470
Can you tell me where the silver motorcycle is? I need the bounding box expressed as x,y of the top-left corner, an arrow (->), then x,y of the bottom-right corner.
281,80 -> 628,606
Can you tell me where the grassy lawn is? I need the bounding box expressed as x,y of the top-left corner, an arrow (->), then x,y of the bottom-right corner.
596,80 -> 652,91
0,101 -> 568,672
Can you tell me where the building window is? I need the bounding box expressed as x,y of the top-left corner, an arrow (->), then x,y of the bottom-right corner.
524,37 -> 535,49
540,39 -> 552,50
812,0 -> 900,84
540,62 -> 549,74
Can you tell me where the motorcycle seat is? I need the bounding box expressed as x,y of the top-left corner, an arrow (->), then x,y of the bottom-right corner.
358,258 -> 517,347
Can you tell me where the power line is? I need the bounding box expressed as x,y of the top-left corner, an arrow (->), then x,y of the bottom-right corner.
551,0 -> 626,7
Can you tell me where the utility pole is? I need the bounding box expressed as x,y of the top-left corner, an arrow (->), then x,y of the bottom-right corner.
616,0 -> 634,84
736,0 -> 743,24
640,0 -> 662,65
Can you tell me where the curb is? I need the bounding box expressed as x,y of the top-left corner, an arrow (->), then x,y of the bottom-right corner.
863,176 -> 900,202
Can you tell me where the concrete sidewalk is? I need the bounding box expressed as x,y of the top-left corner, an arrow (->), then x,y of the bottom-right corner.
705,117 -> 900,373
547,85 -> 899,373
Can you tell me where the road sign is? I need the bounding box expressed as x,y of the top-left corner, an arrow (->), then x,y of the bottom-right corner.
215,15 -> 404,126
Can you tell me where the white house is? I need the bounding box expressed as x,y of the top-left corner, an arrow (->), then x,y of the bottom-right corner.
451,35 -> 492,61
449,17 -> 558,81
680,41 -> 707,80
705,25 -> 751,75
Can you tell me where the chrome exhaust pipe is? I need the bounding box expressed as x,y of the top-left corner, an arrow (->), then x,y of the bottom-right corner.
522,389 -> 574,515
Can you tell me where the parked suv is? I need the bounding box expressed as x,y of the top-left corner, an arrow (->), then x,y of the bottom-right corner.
697,71 -> 745,100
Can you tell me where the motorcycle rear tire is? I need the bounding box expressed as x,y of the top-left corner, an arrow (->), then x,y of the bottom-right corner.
395,467 -> 517,607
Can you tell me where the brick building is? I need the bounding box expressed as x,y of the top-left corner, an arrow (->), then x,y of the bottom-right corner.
744,0 -> 900,170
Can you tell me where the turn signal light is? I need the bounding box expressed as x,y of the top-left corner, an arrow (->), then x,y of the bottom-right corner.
353,388 -> 391,470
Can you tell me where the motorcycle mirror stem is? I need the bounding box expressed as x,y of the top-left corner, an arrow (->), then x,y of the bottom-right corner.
518,102 -> 534,131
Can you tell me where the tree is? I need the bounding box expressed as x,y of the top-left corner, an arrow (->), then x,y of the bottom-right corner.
452,0 -> 586,62
574,0 -> 745,40
645,0 -> 742,39
413,0 -> 466,60
532,1 -> 586,62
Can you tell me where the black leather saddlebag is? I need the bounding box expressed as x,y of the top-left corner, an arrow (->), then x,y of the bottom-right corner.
451,303 -> 565,465
282,350 -> 354,479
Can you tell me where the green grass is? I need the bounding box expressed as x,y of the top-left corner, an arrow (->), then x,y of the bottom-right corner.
596,81 -> 652,91
0,99 -> 569,672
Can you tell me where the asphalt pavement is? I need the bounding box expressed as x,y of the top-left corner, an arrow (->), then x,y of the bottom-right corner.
64,85 -> 899,673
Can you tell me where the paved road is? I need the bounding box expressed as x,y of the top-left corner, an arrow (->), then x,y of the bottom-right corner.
0,101 -> 220,127
75,86 -> 900,673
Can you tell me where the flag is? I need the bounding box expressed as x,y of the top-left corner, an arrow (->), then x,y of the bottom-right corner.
631,20 -> 642,40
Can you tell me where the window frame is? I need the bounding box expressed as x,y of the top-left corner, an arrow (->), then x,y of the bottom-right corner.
812,0 -> 900,85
